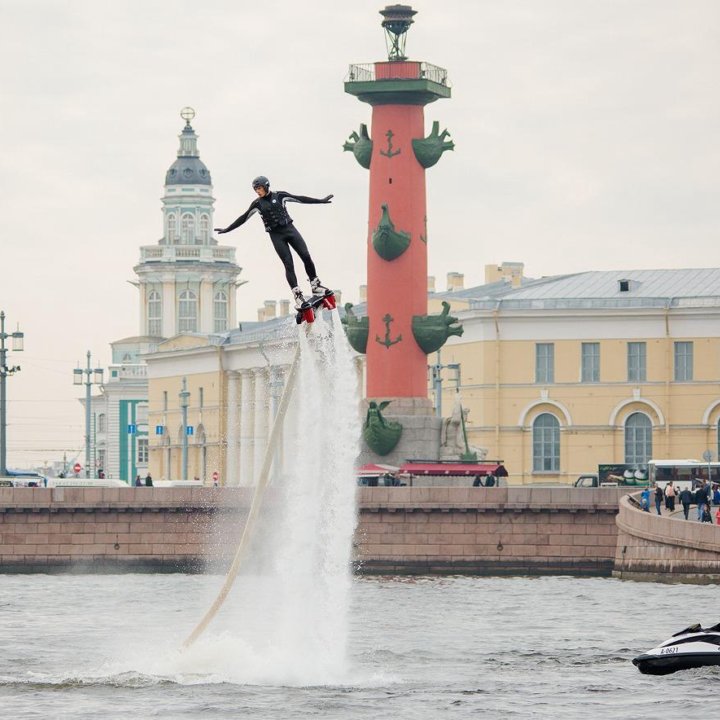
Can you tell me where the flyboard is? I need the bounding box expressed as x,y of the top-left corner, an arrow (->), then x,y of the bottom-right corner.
296,290 -> 336,325
182,293 -> 337,649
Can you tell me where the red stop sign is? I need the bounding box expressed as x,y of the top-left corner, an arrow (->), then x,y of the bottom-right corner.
212,471 -> 219,481
73,462 -> 82,474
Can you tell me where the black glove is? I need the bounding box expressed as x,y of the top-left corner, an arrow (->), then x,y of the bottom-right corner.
214,227 -> 227,234
323,194 -> 334,203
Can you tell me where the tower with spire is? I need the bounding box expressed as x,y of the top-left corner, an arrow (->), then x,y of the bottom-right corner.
133,107 -> 242,338
93,109 -> 243,484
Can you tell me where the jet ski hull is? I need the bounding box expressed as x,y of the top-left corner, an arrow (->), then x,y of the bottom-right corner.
633,623 -> 720,674
633,652 -> 720,675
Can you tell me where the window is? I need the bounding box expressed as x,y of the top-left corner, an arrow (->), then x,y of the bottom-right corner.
163,391 -> 168,411
625,412 -> 652,464
200,214 -> 210,242
148,290 -> 162,336
532,413 -> 560,472
136,404 -> 148,424
199,387 -> 204,409
535,343 -> 554,384
167,213 -> 177,241
178,290 -> 197,332
581,342 -> 600,383
97,413 -> 106,433
137,437 -> 149,464
627,342 -> 646,382
674,341 -> 693,381
181,213 -> 194,244
214,290 -> 228,332
97,449 -> 106,473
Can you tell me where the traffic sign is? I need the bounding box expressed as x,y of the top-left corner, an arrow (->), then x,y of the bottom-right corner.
127,424 -> 137,434
186,426 -> 194,436
212,471 -> 219,481
73,462 -> 82,474
155,425 -> 164,435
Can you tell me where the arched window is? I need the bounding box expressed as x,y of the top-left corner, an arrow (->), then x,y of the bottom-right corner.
148,290 -> 162,336
97,413 -> 106,433
167,213 -> 177,241
533,413 -> 560,472
625,412 -> 652,464
181,213 -> 194,244
178,290 -> 197,332
199,214 -> 210,242
214,290 -> 228,332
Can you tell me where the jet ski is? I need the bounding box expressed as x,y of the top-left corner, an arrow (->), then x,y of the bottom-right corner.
633,623 -> 720,674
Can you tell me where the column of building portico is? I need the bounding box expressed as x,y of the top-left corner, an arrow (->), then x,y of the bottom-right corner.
225,371 -> 241,486
253,368 -> 269,482
239,371 -> 254,486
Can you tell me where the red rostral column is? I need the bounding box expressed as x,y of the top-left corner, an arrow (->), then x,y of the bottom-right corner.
344,5 -> 454,405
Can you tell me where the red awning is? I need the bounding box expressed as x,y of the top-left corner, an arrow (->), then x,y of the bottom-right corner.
398,462 -> 508,477
356,463 -> 400,476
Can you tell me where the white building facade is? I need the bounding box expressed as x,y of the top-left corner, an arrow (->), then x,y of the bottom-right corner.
92,110 -> 242,482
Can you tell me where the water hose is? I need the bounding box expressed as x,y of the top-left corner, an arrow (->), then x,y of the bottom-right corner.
183,343 -> 301,648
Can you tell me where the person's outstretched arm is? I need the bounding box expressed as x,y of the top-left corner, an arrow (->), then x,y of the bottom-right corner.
280,191 -> 334,205
215,200 -> 259,234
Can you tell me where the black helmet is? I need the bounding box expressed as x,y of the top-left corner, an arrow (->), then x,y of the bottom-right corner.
252,175 -> 270,191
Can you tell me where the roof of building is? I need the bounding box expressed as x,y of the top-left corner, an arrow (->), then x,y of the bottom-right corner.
431,278 -> 531,301
165,124 -> 211,186
165,156 -> 211,186
504,268 -> 720,299
468,268 -> 720,311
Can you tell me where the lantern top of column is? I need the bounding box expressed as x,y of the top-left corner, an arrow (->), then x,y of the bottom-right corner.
380,4 -> 417,61
345,6 -> 451,106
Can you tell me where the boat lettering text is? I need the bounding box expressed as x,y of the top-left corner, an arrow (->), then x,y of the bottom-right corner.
660,647 -> 679,655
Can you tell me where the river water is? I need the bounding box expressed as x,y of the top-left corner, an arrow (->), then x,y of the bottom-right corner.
0,573 -> 716,719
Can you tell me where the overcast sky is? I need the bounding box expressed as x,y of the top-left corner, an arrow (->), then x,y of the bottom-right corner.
1,0 -> 719,468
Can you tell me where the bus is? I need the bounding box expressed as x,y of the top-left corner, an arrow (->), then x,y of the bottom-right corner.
648,459 -> 720,491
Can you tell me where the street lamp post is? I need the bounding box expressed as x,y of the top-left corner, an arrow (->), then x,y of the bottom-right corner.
0,311 -> 24,475
73,351 -> 103,478
429,349 -> 461,417
179,377 -> 190,481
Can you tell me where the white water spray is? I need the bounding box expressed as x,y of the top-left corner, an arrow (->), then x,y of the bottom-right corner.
182,312 -> 360,685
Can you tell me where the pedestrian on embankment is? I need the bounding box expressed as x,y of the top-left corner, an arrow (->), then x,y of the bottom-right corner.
679,487 -> 693,520
664,481 -> 676,512
654,484 -> 663,515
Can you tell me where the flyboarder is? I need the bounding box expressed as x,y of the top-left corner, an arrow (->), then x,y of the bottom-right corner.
215,176 -> 334,311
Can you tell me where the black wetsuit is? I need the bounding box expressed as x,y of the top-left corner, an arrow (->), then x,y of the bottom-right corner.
217,191 -> 331,289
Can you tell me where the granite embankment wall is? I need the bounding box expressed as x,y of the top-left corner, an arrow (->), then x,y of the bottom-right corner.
0,486 -> 245,572
356,486 -> 623,575
614,494 -> 720,584
0,486 -> 628,574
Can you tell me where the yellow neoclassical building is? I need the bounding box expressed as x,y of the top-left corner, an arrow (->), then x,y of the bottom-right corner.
144,264 -> 720,485
433,265 -> 720,483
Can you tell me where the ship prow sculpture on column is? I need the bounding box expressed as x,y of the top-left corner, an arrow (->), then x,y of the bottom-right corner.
343,5 -> 463,465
